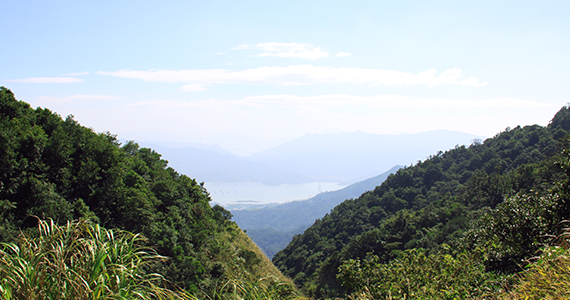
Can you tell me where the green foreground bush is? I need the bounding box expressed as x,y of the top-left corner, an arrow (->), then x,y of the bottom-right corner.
336,229 -> 570,300
337,247 -> 506,299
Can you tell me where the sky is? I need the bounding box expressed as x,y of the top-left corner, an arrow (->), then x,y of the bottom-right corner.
2,0 -> 569,155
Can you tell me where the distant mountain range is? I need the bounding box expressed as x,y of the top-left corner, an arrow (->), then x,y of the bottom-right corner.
232,165 -> 403,258
135,130 -> 481,186
136,144 -> 310,185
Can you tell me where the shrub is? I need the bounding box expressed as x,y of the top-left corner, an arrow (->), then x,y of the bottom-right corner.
337,247 -> 505,299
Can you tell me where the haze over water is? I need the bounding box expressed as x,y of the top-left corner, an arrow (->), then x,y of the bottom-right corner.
205,182 -> 346,206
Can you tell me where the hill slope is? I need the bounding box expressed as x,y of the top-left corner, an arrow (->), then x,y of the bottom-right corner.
0,87 -> 293,296
273,106 -> 570,298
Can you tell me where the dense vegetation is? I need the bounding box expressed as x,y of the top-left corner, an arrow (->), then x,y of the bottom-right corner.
0,87 -> 294,297
273,105 -> 570,298
336,231 -> 570,299
337,247 -> 503,299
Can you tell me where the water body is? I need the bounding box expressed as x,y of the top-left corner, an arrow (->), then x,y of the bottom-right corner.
204,182 -> 346,206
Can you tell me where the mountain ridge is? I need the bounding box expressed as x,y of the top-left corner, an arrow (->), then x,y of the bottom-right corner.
126,130 -> 482,189
247,129 -> 482,184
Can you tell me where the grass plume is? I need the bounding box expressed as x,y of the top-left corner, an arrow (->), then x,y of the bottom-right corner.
0,218 -> 189,299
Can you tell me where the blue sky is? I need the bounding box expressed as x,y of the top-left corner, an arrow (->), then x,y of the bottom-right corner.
2,0 -> 569,154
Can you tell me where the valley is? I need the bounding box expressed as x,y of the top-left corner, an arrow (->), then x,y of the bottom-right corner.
2,87 -> 570,299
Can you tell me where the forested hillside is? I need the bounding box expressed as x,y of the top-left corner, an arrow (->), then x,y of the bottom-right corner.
0,87 -> 295,298
273,105 -> 570,298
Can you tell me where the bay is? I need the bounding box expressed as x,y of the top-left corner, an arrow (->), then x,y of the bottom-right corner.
203,182 -> 346,206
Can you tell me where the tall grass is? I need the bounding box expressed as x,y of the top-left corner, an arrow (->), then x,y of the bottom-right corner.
209,275 -> 305,300
0,218 -> 190,299
499,225 -> 570,299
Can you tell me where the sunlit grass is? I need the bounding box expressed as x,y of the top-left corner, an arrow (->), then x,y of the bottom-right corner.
498,226 -> 570,300
204,228 -> 305,299
0,218 -> 190,299
207,275 -> 306,300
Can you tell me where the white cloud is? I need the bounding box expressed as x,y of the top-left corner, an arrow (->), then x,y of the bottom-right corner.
180,84 -> 208,92
123,95 -> 555,121
97,66 -> 488,91
122,95 -> 555,131
336,52 -> 351,57
234,42 -> 330,60
312,95 -> 548,108
8,77 -> 84,83
233,44 -> 252,50
459,76 -> 487,87
202,94 -> 552,111
61,71 -> 90,76
34,94 -> 123,106
114,95 -> 559,140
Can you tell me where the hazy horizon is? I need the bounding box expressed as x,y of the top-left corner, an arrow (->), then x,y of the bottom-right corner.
130,128 -> 484,157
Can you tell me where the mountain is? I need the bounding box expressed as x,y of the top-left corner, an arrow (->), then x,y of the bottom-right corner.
0,87 -> 295,298
248,130 -> 482,184
139,140 -> 237,156
122,131 -> 292,156
272,106 -> 570,298
137,144 -> 312,185
233,165 -> 402,259
132,130 -> 479,187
